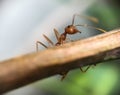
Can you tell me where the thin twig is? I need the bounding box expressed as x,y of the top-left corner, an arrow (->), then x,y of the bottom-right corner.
0,29 -> 120,94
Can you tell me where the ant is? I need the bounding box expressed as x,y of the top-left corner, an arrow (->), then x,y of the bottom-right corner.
36,14 -> 107,80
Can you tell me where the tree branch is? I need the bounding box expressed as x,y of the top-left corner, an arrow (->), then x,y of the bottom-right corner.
0,29 -> 120,94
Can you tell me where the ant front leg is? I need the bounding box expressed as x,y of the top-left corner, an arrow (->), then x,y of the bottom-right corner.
36,41 -> 48,52
54,28 -> 60,41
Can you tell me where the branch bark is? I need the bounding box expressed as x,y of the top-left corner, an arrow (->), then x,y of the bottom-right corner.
0,29 -> 120,94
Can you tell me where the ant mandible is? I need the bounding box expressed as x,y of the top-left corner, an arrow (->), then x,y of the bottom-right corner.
36,14 -> 107,80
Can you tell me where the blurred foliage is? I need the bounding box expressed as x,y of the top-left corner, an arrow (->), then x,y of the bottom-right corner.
35,1 -> 120,95
87,1 -> 120,30
36,63 -> 118,95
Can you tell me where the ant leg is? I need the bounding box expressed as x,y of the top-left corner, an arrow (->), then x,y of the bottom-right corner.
93,64 -> 97,68
60,71 -> 69,81
79,65 -> 91,72
36,41 -> 48,52
43,34 -> 54,46
65,37 -> 73,43
65,37 -> 75,43
54,28 -> 60,41
72,14 -> 98,25
75,24 -> 107,33
65,38 -> 70,43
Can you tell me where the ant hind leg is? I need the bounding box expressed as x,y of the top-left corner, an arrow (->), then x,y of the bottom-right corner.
36,41 -> 48,52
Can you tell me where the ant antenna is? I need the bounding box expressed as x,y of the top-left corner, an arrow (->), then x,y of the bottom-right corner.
75,24 -> 107,33
72,14 -> 98,25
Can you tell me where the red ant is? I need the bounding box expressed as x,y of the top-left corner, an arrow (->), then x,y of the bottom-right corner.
36,14 -> 106,80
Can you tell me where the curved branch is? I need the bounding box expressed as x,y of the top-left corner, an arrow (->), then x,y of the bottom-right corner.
0,29 -> 120,94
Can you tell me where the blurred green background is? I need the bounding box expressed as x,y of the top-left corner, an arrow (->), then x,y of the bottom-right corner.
34,1 -> 120,95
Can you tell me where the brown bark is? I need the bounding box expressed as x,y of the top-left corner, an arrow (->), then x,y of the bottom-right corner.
0,29 -> 120,94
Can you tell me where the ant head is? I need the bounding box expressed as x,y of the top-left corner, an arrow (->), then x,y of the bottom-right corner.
65,25 -> 81,34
